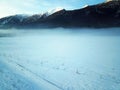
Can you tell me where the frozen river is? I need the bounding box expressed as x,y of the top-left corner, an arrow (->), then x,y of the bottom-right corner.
0,28 -> 120,90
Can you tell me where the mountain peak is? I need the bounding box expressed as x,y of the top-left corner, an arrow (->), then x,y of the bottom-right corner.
0,1 -> 120,29
47,7 -> 64,15
106,0 -> 120,2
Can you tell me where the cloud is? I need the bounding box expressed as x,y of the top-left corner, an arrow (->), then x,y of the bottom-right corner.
0,0 -> 39,17
0,1 -> 18,17
0,0 -> 105,18
0,0 -> 79,18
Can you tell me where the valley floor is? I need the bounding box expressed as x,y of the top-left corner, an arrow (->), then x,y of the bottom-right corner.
0,29 -> 120,90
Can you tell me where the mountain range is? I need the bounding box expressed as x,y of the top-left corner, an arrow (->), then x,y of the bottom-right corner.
0,1 -> 120,29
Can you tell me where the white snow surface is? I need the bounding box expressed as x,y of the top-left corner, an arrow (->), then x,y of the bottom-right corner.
0,28 -> 120,90
47,7 -> 64,15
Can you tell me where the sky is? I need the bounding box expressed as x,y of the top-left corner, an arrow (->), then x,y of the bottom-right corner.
0,0 -> 105,18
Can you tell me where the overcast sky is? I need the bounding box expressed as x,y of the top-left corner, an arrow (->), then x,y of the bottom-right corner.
0,0 -> 105,18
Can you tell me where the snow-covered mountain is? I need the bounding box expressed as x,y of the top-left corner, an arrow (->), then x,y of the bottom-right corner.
0,1 -> 120,29
0,8 -> 64,28
47,7 -> 64,16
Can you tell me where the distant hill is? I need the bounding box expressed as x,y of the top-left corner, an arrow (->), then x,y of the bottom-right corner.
0,1 -> 120,29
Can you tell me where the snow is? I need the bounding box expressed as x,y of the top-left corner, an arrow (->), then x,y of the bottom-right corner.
83,5 -> 89,8
1,14 -> 29,25
47,7 -> 64,15
1,17 -> 12,25
0,28 -> 120,90
14,14 -> 29,22
0,59 -> 40,90
0,8 -> 64,24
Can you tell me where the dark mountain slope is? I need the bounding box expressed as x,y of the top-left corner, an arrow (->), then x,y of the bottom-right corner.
0,1 -> 120,29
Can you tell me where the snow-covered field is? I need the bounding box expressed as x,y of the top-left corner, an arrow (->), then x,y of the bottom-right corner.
0,28 -> 120,90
